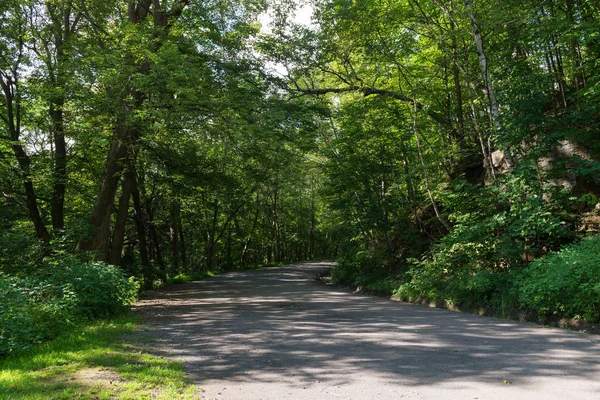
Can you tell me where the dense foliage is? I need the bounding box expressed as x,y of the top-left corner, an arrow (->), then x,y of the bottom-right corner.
518,234 -> 600,321
275,0 -> 600,322
0,259 -> 137,356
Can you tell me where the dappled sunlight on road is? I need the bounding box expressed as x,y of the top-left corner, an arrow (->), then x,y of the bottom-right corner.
134,262 -> 600,399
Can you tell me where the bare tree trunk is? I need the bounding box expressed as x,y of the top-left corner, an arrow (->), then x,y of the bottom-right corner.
226,225 -> 232,269
272,185 -> 280,262
544,37 -> 567,108
169,202 -> 180,272
206,200 -> 219,270
463,42 -> 495,180
1,71 -> 51,243
147,204 -> 164,270
449,2 -> 465,142
24,178 -> 52,243
77,0 -> 190,257
566,0 -> 586,89
50,101 -> 66,231
77,122 -> 130,254
45,2 -> 76,232
108,160 -> 134,266
178,221 -> 186,269
464,0 -> 514,170
309,181 -> 315,260
130,162 -> 150,271
241,193 -> 260,267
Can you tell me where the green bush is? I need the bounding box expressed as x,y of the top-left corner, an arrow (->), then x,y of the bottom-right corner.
396,250 -> 519,311
395,258 -> 446,304
332,251 -> 387,286
395,171 -> 576,312
46,259 -> 139,319
0,274 -> 72,355
331,251 -> 402,294
0,258 -> 138,357
518,234 -> 600,321
169,273 -> 192,284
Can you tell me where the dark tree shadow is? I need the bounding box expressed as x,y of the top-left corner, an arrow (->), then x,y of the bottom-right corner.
133,262 -> 600,397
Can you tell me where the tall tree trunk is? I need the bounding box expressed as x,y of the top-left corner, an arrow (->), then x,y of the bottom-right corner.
77,122 -> 130,254
464,0 -> 514,170
108,159 -> 134,266
15,145 -> 51,242
24,179 -> 52,243
412,93 -> 450,233
147,204 -> 164,273
130,162 -> 150,274
565,0 -> 587,89
206,200 -> 219,270
178,221 -> 187,269
241,193 -> 260,267
272,185 -> 280,262
309,193 -> 315,260
50,101 -> 67,231
0,72 -> 51,243
463,40 -> 495,180
566,0 -> 586,89
552,36 -> 568,107
127,162 -> 152,287
45,1 -> 77,232
449,2 -> 465,142
226,225 -> 232,269
169,202 -> 180,272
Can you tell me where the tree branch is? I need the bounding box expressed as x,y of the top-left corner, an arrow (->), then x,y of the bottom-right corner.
291,84 -> 450,126
167,0 -> 191,22
129,0 -> 153,23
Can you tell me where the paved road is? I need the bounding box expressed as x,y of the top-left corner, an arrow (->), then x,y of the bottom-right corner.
134,262 -> 600,399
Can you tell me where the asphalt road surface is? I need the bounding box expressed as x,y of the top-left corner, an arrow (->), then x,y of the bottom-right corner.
134,262 -> 600,400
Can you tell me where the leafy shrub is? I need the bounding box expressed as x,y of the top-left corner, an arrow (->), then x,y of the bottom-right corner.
396,245 -> 521,310
169,273 -> 192,284
518,234 -> 600,321
0,258 -> 138,357
46,259 -> 139,319
576,193 -> 599,210
0,274 -> 72,355
332,251 -> 388,287
396,173 -> 573,310
395,258 -> 446,304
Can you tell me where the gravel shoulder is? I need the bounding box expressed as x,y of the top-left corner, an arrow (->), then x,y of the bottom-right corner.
133,262 -> 600,400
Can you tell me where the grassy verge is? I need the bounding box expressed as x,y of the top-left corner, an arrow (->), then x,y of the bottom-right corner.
0,313 -> 199,400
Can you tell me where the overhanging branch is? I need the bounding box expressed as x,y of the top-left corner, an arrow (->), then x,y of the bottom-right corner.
291,84 -> 450,126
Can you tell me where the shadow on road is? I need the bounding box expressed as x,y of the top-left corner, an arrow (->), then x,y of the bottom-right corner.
134,262 -> 600,395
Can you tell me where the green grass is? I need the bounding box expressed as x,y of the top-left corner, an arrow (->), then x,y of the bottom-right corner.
0,314 -> 199,399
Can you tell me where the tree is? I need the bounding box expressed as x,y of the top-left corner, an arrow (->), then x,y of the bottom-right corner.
76,0 -> 191,257
0,0 -> 51,242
